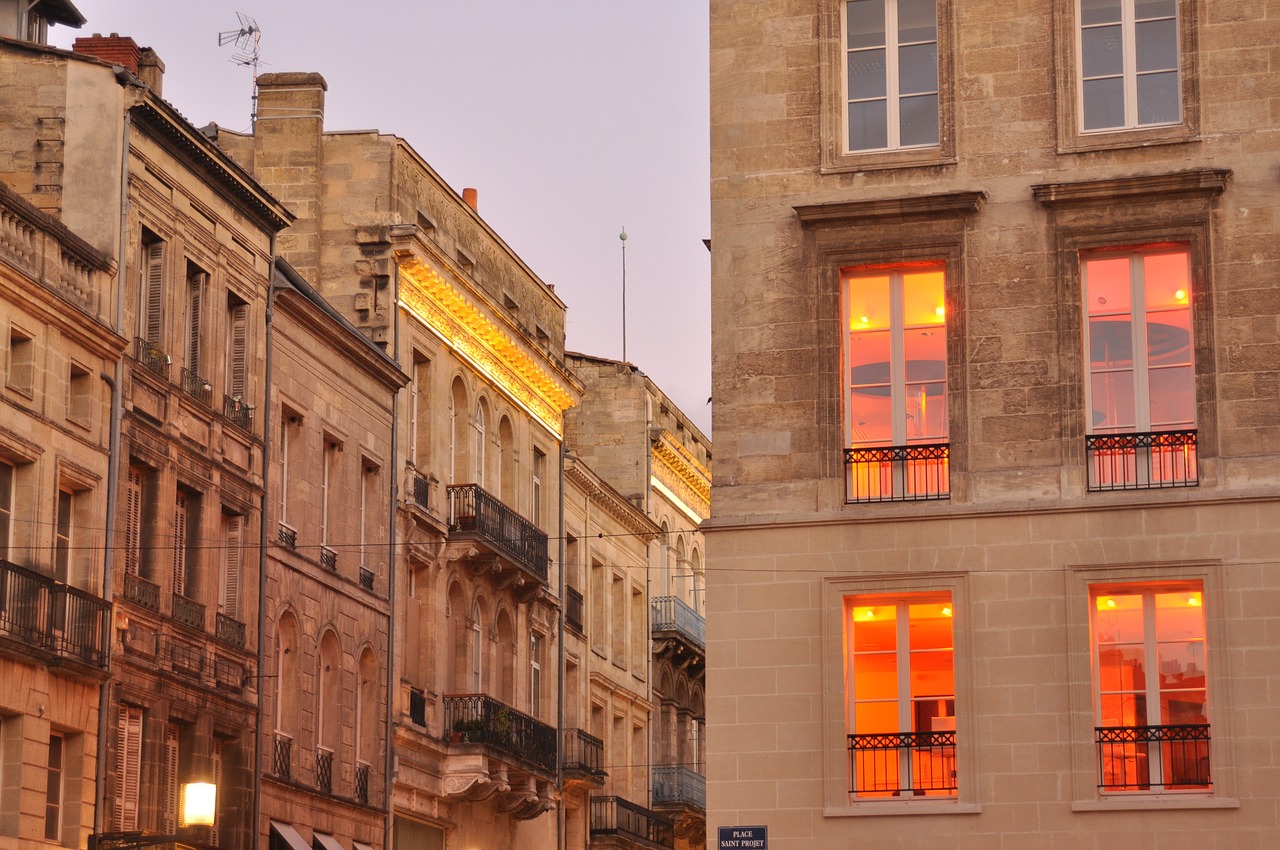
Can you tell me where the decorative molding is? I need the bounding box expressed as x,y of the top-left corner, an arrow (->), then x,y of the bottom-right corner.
1032,169 -> 1231,208
795,191 -> 986,227
650,430 -> 711,520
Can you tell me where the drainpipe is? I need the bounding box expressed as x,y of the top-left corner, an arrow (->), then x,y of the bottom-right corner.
556,442 -> 566,850
252,237 -> 279,849
94,105 -> 132,840
383,261 -> 402,850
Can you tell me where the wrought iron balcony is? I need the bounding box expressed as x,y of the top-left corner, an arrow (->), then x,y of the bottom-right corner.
848,731 -> 957,797
317,747 -> 334,794
223,394 -> 253,431
651,596 -> 705,651
179,367 -> 212,406
410,472 -> 431,511
446,483 -> 548,583
565,585 -> 584,634
443,693 -> 557,774
0,560 -> 109,668
1086,430 -> 1198,492
845,443 -> 950,503
320,545 -> 337,572
359,566 -> 375,591
408,687 -> 427,728
133,337 -> 169,379
563,727 -> 605,779
122,572 -> 159,610
651,765 -> 706,809
1096,724 -> 1210,791
355,761 -> 370,804
277,522 -> 297,549
215,612 -> 246,648
171,593 -> 205,630
272,733 -> 292,779
589,795 -> 674,850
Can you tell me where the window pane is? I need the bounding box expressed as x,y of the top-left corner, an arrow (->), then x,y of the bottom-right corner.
849,100 -> 889,150
1085,256 -> 1133,316
910,651 -> 954,701
1100,693 -> 1148,726
1098,644 -> 1145,691
1148,365 -> 1194,427
907,601 -> 952,650
898,43 -> 938,96
1083,76 -> 1125,130
1157,642 -> 1205,689
850,329 -> 890,386
1095,593 -> 1144,642
897,0 -> 937,42
851,606 -> 897,651
1155,590 -> 1205,641
903,270 -> 945,326
904,330 -> 945,382
1081,25 -> 1124,77
853,653 -> 899,703
1136,71 -> 1180,124
1142,252 -> 1190,310
854,701 -> 901,734
848,49 -> 888,100
1134,0 -> 1176,20
1080,0 -> 1123,25
898,94 -> 940,147
1091,368 -> 1136,432
1136,18 -> 1178,72
847,0 -> 886,49
1161,691 -> 1207,724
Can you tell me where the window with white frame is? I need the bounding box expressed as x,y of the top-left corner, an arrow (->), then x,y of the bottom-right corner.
530,632 -> 544,718
44,732 -> 64,842
843,263 -> 949,501
0,459 -> 12,559
1091,582 -> 1209,792
845,593 -> 956,798
1078,0 -> 1180,132
844,0 -> 939,152
54,487 -> 72,584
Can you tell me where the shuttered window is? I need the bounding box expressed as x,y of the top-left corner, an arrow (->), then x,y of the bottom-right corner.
185,265 -> 207,374
124,466 -> 144,577
114,704 -> 143,831
141,234 -> 165,348
172,493 -> 188,597
226,297 -> 249,399
220,513 -> 243,620
163,723 -> 180,833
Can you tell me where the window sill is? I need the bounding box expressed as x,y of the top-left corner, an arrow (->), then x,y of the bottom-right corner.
1058,126 -> 1199,155
821,148 -> 956,175
1072,795 -> 1238,812
824,800 -> 980,817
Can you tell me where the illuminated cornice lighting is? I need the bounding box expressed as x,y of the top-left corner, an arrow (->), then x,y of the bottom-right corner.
397,252 -> 576,437
650,430 -> 711,522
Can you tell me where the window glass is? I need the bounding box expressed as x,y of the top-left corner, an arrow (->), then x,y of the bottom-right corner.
1080,0 -> 1180,131
845,0 -> 939,151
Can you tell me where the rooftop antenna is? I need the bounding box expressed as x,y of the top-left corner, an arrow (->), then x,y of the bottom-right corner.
620,226 -> 628,363
218,12 -> 262,129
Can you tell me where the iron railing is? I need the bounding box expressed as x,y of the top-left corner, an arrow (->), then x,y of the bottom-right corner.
0,561 -> 109,668
215,612 -> 246,648
179,367 -> 212,406
565,586 -> 585,633
563,728 -> 605,777
273,733 -> 293,779
589,796 -> 674,849
408,687 -> 427,727
320,545 -> 338,572
122,572 -> 159,610
167,637 -> 205,678
447,483 -> 548,582
317,748 -> 334,793
845,443 -> 950,503
848,731 -> 957,796
171,593 -> 205,630
443,693 -> 557,773
277,522 -> 297,549
651,765 -> 706,809
223,395 -> 253,430
1096,724 -> 1211,791
651,596 -> 705,650
410,472 -> 431,511
359,567 -> 375,591
1086,430 -> 1198,492
134,336 -> 169,379
355,762 -> 370,804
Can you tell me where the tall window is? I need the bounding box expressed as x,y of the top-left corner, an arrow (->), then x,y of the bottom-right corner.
1079,0 -> 1180,131
225,293 -> 249,400
469,604 -> 483,692
322,438 -> 338,547
184,262 -> 207,377
411,355 -> 430,466
163,722 -> 181,833
843,264 -> 948,501
1092,583 -> 1209,791
844,0 -> 939,152
0,460 -> 12,559
124,465 -> 145,576
532,447 -> 546,528
219,512 -> 243,621
172,492 -> 189,597
474,401 -> 487,489
530,632 -> 544,718
114,704 -> 143,831
845,594 -> 955,798
44,733 -> 63,842
54,488 -> 72,583
1083,247 -> 1195,489
139,230 -> 165,348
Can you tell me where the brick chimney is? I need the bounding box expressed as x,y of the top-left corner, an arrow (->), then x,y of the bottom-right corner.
72,33 -> 141,75
137,47 -> 165,96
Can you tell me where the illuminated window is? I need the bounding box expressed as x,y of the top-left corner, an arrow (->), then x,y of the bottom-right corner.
843,264 -> 948,501
844,0 -> 939,151
1079,0 -> 1180,132
1083,246 -> 1196,490
845,594 -> 955,798
1092,583 -> 1209,792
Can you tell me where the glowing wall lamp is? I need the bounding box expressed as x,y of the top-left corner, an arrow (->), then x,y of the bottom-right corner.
89,782 -> 218,850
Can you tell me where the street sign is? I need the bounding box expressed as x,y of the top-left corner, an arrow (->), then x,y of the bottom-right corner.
718,825 -> 767,849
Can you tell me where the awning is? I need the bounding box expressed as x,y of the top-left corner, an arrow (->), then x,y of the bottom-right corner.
313,833 -> 346,850
270,821 -> 311,850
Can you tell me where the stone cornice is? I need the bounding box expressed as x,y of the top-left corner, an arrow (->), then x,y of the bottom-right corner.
564,461 -> 660,542
1032,169 -> 1231,208
650,430 -> 711,521
795,190 -> 987,227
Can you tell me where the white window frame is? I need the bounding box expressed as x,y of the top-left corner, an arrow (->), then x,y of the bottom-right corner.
530,632 -> 543,717
1076,0 -> 1181,132
44,732 -> 64,842
0,459 -> 13,560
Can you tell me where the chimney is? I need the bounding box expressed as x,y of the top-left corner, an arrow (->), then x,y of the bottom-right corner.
72,33 -> 141,75
137,48 -> 165,96
463,188 -> 478,212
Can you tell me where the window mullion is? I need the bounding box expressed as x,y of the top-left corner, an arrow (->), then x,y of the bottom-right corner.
1122,0 -> 1139,127
890,273 -> 907,446
1130,254 -> 1153,433
1142,591 -> 1164,783
885,0 -> 901,149
895,601 -> 913,788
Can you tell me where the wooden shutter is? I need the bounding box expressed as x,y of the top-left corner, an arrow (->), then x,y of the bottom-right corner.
220,514 -> 243,619
227,302 -> 248,399
186,272 -> 204,373
210,738 -> 223,846
143,241 -> 164,347
163,723 -> 179,833
172,493 -> 187,596
114,705 -> 142,831
124,467 -> 143,576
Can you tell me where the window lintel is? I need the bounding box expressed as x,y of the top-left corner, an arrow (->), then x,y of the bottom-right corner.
1032,169 -> 1230,209
797,191 -> 986,228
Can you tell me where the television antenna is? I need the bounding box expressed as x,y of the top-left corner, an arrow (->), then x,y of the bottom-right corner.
217,12 -> 263,128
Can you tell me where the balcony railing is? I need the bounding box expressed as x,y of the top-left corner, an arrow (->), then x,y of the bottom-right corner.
134,336 -> 170,379
179,367 -> 213,406
408,687 -> 427,728
443,693 -> 557,773
1086,430 -> 1198,492
410,472 -> 431,511
359,566 -> 375,591
223,395 -> 253,431
277,522 -> 297,549
171,593 -> 205,630
447,483 -> 548,582
355,761 -> 370,804
565,586 -> 584,633
845,443 -> 950,503
651,596 -> 705,651
0,560 -> 109,668
589,796 -> 674,850
320,545 -> 338,572
848,731 -> 957,796
651,765 -> 706,809
122,572 -> 159,610
273,733 -> 293,779
215,612 -> 246,648
317,747 -> 334,793
1096,724 -> 1211,791
563,728 -> 605,777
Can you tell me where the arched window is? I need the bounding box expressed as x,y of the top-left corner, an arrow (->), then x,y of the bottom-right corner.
659,522 -> 671,598
474,399 -> 488,488
498,415 -> 516,503
691,547 -> 705,615
447,582 -> 467,692
675,536 -> 691,604
276,613 -> 300,737
318,630 -> 342,753
449,378 -> 468,484
469,601 -> 484,693
357,647 -> 378,800
495,608 -> 515,705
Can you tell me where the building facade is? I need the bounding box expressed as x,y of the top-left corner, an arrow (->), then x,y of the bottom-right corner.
708,0 -> 1280,847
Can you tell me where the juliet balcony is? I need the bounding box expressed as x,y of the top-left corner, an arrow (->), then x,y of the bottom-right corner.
446,483 -> 548,587
651,596 -> 704,675
563,727 -> 606,784
0,558 -> 109,668
590,795 -> 674,850
651,765 -> 705,810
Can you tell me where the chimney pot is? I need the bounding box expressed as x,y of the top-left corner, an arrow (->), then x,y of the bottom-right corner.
463,188 -> 478,212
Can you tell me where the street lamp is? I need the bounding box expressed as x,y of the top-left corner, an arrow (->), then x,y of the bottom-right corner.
89,782 -> 218,850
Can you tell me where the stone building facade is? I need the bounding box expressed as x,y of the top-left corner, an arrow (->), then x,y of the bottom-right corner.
708,0 -> 1280,847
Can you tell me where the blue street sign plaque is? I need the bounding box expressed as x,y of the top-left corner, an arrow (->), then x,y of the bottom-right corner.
718,825 -> 767,849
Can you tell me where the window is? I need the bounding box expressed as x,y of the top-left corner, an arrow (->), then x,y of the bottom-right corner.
1091,582 -> 1209,792
226,293 -> 249,402
124,465 -> 145,577
469,603 -> 483,692
219,511 -> 243,622
845,593 -> 956,798
114,704 -> 143,831
140,230 -> 165,348
68,364 -> 92,427
0,460 -> 12,559
611,573 -> 626,664
5,326 -> 34,395
530,632 -> 544,717
532,447 -> 546,528
474,401 -> 487,489
843,264 -> 949,501
163,722 -> 181,833
1078,0 -> 1179,132
54,487 -> 72,583
411,354 -> 430,466
321,437 -> 339,548
844,0 -> 940,152
1083,246 -> 1196,490
172,491 -> 189,597
44,732 -> 63,842
184,261 -> 207,377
